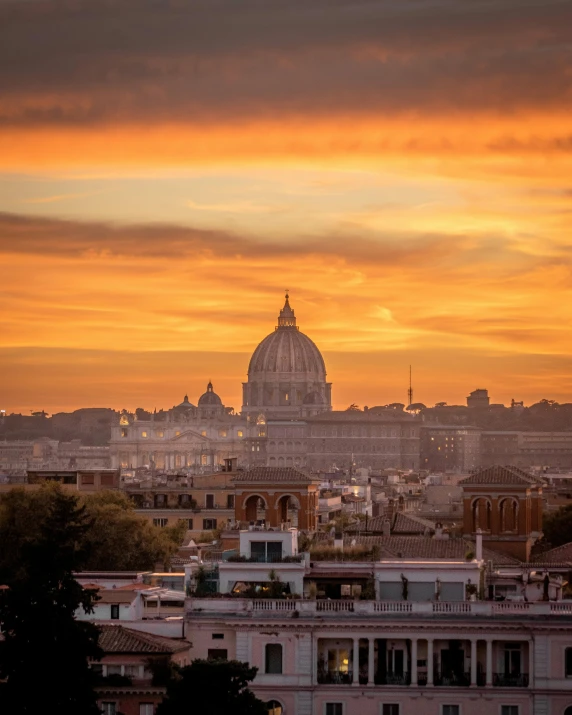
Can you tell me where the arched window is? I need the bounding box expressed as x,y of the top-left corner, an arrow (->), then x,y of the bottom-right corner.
265,643 -> 283,674
267,701 -> 283,715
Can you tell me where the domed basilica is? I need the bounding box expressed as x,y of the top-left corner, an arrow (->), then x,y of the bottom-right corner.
111,294 -> 419,473
242,294 -> 332,420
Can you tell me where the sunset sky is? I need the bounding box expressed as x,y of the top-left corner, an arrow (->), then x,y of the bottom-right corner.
1,0 -> 572,414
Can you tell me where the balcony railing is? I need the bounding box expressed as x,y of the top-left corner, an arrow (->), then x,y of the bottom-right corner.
375,672 -> 411,686
188,597 -> 572,617
493,673 -> 529,687
318,669 -> 353,684
226,554 -> 304,564
434,671 -> 471,687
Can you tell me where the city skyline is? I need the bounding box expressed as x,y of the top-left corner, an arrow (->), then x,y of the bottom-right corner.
1,0 -> 572,413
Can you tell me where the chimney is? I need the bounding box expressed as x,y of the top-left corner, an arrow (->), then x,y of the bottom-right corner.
386,498 -> 395,524
382,519 -> 391,537
476,528 -> 483,561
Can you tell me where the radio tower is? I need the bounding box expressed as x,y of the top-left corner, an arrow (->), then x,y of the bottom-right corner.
407,365 -> 413,406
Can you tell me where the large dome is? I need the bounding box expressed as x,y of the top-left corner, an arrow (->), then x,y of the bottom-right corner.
248,325 -> 326,378
242,294 -> 332,419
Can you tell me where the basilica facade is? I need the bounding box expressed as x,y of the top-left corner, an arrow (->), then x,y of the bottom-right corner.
110,295 -> 420,472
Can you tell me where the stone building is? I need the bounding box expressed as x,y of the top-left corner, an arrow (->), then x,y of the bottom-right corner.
109,382 -> 247,471
241,294 -> 332,421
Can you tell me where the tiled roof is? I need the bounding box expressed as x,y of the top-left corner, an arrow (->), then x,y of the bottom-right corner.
531,542 -> 572,565
98,625 -> 189,654
233,467 -> 312,483
304,411 -> 415,423
345,512 -> 434,535
459,465 -> 541,486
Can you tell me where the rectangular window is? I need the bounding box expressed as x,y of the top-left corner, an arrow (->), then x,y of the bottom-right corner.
501,708 -> 519,715
121,428 -> 128,437
203,518 -> 217,530
141,431 -> 148,438
227,494 -> 235,509
155,430 -> 164,438
219,429 -> 227,437
140,705 -> 154,715
110,604 -> 120,620
81,474 -> 95,485
106,665 -> 122,676
207,649 -> 228,661
442,707 -> 460,715
212,633 -> 225,640
265,643 -> 283,674
382,706 -> 399,715
566,647 -> 572,677
206,494 -> 215,508
325,705 -> 343,715
124,665 -> 139,678
101,704 -> 117,715
153,518 -> 168,528
101,473 -> 115,486
187,518 -> 194,530
237,430 -> 244,437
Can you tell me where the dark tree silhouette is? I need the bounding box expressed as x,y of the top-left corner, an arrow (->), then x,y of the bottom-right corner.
0,485 -> 102,714
156,660 -> 268,715
543,504 -> 572,548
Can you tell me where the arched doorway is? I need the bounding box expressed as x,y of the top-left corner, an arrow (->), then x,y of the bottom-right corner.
277,494 -> 300,527
244,494 -> 267,523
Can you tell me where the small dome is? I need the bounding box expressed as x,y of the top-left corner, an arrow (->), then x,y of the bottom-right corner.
175,394 -> 195,409
303,391 -> 326,405
198,381 -> 222,406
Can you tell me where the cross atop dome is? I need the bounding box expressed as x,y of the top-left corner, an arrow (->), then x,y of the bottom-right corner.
278,290 -> 297,328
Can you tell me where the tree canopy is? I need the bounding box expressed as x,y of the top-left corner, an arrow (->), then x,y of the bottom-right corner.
0,486 -> 102,714
543,504 -> 572,548
156,659 -> 267,715
0,485 -> 186,573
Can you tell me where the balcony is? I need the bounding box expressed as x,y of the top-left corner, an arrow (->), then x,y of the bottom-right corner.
434,671 -> 471,687
317,669 -> 353,685
493,673 -> 529,687
375,672 -> 411,686
226,554 -> 304,564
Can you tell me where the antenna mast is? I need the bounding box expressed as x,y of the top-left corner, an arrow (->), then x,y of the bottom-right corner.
407,365 -> 413,406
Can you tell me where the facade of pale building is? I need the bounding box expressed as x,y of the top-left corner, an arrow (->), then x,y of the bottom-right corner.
110,382 -> 248,471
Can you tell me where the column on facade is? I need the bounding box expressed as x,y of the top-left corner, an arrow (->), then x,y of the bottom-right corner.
470,639 -> 477,686
427,639 -> 434,686
312,637 -> 319,685
410,638 -> 418,685
528,639 -> 534,688
368,638 -> 375,685
352,637 -> 360,684
485,639 -> 493,686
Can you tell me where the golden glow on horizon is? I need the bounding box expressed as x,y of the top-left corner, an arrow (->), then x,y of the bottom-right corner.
1,0 -> 571,413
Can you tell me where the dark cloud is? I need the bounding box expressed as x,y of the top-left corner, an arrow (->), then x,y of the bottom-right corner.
0,0 -> 570,126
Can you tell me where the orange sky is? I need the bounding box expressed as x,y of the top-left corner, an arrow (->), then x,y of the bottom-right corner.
1,0 -> 571,414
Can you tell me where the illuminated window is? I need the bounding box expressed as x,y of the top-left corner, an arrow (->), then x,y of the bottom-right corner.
121,428 -> 128,438
175,431 -> 181,437
219,429 -> 227,437
201,430 -> 207,437
156,430 -> 164,438
141,431 -> 148,438
237,430 -> 243,437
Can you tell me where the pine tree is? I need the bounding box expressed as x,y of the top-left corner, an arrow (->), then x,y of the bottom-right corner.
0,485 -> 102,714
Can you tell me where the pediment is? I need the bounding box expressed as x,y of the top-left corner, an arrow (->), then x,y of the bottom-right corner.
170,430 -> 212,443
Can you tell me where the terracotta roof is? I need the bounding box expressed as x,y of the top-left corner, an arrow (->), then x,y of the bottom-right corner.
531,542 -> 572,565
98,625 -> 189,655
233,467 -> 313,483
345,513 -> 434,535
459,465 -> 541,486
